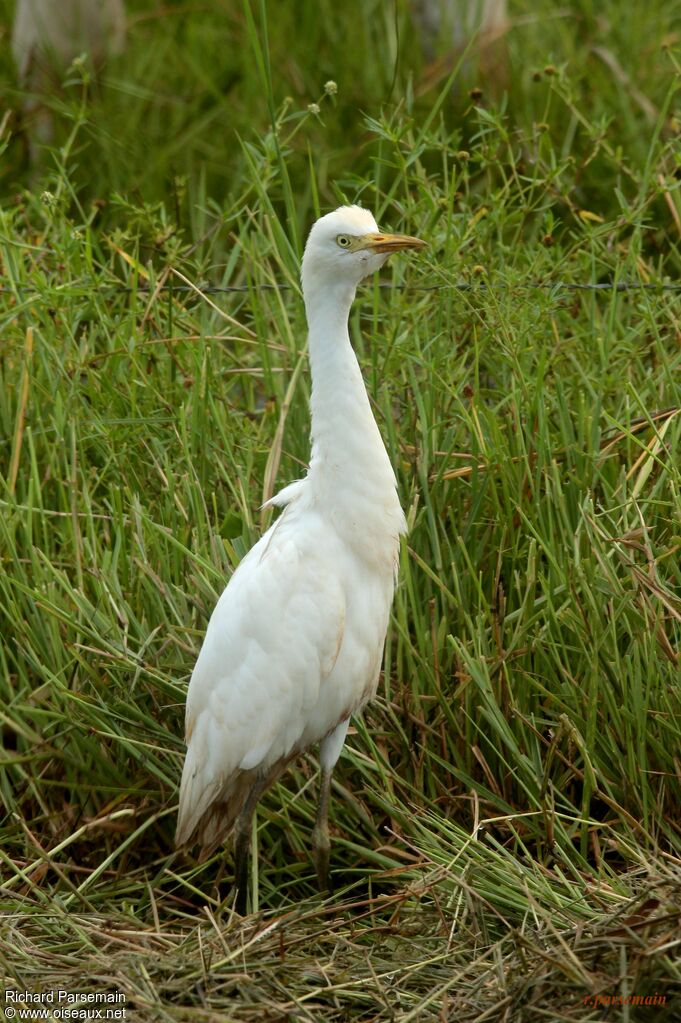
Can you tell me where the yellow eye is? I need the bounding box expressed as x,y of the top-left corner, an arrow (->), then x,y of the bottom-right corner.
336,235 -> 352,248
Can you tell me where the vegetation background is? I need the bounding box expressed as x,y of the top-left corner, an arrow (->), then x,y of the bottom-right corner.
1,0 -> 680,1019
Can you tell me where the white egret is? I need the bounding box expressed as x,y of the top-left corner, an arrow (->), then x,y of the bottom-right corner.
12,0 -> 125,160
12,0 -> 125,79
410,0 -> 508,87
176,206 -> 425,910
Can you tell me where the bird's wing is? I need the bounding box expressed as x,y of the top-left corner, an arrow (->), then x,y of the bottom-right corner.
261,478 -> 306,509
177,510 -> 345,845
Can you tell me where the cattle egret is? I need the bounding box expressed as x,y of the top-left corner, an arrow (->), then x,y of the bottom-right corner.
410,0 -> 508,89
12,0 -> 125,79
12,0 -> 125,160
176,206 -> 425,911
410,0 -> 507,58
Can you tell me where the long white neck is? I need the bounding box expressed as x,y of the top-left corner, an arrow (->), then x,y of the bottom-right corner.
303,279 -> 406,545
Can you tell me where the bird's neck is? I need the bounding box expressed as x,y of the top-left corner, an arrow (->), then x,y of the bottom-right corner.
304,283 -> 404,538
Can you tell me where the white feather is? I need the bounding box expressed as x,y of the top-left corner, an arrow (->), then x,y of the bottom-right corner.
12,0 -> 125,80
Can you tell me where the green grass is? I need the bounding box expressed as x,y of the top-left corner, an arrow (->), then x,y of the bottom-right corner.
1,1 -> 681,1019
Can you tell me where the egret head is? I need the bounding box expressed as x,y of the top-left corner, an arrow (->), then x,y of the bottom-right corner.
301,205 -> 425,302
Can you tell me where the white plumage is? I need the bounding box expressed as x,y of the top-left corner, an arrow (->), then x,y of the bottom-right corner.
12,0 -> 125,160
12,0 -> 125,82
176,206 -> 425,907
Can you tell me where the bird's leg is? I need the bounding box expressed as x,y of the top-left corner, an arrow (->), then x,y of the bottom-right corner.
233,824 -> 250,916
233,777 -> 265,914
312,765 -> 333,893
314,720 -> 349,894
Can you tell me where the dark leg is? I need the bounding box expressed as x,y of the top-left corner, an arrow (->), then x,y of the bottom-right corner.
312,766 -> 333,893
233,778 -> 265,914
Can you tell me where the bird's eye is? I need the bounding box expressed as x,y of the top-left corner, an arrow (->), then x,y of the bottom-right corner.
336,235 -> 352,248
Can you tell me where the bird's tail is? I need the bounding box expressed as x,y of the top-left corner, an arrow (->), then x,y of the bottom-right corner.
175,745 -> 256,859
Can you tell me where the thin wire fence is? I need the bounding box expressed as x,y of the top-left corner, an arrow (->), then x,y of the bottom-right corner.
2,281 -> 681,295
